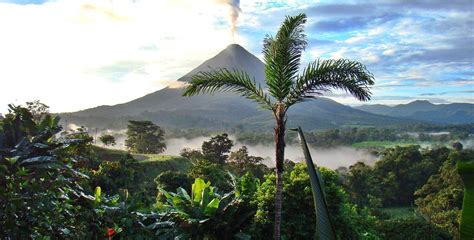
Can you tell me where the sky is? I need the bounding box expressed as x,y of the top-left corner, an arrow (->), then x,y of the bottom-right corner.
0,0 -> 472,113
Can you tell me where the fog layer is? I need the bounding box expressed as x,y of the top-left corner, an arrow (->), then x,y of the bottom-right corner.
164,136 -> 378,169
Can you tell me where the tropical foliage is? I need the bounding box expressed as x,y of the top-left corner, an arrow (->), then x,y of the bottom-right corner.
251,163 -> 379,239
0,104 -> 134,238
183,12 -> 374,238
150,177 -> 258,239
457,159 -> 474,239
293,126 -> 336,239
414,150 -> 469,238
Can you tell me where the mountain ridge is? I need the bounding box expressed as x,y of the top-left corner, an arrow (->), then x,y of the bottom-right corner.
60,44 -> 420,131
356,101 -> 474,124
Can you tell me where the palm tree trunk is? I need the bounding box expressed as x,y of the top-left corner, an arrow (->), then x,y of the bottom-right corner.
274,114 -> 285,240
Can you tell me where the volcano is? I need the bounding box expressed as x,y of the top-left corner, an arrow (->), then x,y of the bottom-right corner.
61,44 -> 413,131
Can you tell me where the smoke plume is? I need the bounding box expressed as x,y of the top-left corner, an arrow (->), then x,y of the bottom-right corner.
215,0 -> 240,41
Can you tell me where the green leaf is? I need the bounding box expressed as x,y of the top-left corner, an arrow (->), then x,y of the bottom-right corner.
204,198 -> 220,216
182,69 -> 273,110
192,178 -> 206,204
285,58 -> 374,107
16,167 -> 28,176
19,156 -> 56,166
52,116 -> 60,128
293,127 -> 336,240
263,13 -> 307,101
5,156 -> 19,165
94,186 -> 101,204
177,187 -> 191,202
147,221 -> 174,229
171,195 -> 182,206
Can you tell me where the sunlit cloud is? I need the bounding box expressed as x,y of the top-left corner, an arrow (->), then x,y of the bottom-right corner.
0,0 -> 472,113
0,0 -> 248,112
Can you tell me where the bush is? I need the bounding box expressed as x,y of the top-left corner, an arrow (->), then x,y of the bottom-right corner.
376,218 -> 451,240
92,154 -> 142,193
251,163 -> 380,239
155,170 -> 193,193
188,160 -> 232,192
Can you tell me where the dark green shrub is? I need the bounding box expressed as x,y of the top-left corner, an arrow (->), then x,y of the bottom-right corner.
188,160 -> 232,192
376,218 -> 451,240
251,163 -> 380,239
155,170 -> 193,192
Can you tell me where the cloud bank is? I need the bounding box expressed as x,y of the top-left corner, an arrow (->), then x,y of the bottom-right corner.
1,0 -> 472,113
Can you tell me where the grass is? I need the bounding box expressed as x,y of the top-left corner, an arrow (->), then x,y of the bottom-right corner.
93,146 -> 193,180
137,154 -> 192,180
379,207 -> 418,219
91,145 -> 128,162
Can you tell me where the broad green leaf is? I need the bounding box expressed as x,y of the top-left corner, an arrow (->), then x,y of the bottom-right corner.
52,116 -> 60,128
5,156 -> 19,165
33,143 -> 49,149
177,187 -> 191,202
209,185 -> 214,195
200,187 -> 211,209
94,186 -> 101,203
147,221 -> 174,229
192,178 -> 206,203
171,195 -> 182,206
293,127 -> 336,240
204,198 -> 220,216
20,156 -> 56,166
158,187 -> 175,206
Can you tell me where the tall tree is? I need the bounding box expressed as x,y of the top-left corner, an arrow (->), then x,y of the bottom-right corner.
125,120 -> 166,154
201,133 -> 233,164
183,13 -> 374,239
99,134 -> 116,147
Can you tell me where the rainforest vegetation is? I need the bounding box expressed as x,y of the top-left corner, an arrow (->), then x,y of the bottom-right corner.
1,102 -> 472,239
1,10 -> 473,240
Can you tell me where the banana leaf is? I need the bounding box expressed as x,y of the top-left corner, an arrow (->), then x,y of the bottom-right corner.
457,161 -> 474,239
292,127 -> 336,240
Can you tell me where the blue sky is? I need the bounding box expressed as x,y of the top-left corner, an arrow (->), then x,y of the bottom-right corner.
0,0 -> 472,112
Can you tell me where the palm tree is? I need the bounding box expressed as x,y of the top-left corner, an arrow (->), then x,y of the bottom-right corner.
183,13 -> 374,239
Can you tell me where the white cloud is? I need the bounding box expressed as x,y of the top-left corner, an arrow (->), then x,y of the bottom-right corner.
0,0 -> 248,113
345,34 -> 366,44
329,47 -> 348,59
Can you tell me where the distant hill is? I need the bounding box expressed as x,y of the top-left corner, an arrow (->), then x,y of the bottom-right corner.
60,44 -> 416,131
356,100 -> 474,124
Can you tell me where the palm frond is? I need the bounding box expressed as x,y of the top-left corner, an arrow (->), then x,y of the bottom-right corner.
182,69 -> 273,110
286,58 -> 374,107
263,13 -> 307,101
292,127 -> 337,240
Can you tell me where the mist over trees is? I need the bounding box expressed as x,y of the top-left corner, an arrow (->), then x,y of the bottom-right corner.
125,120 -> 166,154
201,133 -> 233,164
99,134 -> 116,146
1,101 -> 472,239
2,6 -> 473,237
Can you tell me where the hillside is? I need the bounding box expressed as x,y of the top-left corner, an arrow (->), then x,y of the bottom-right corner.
60,44 -> 415,131
356,100 -> 474,124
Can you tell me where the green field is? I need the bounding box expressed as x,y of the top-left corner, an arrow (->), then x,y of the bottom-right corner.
93,146 -> 192,180
136,154 -> 192,180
